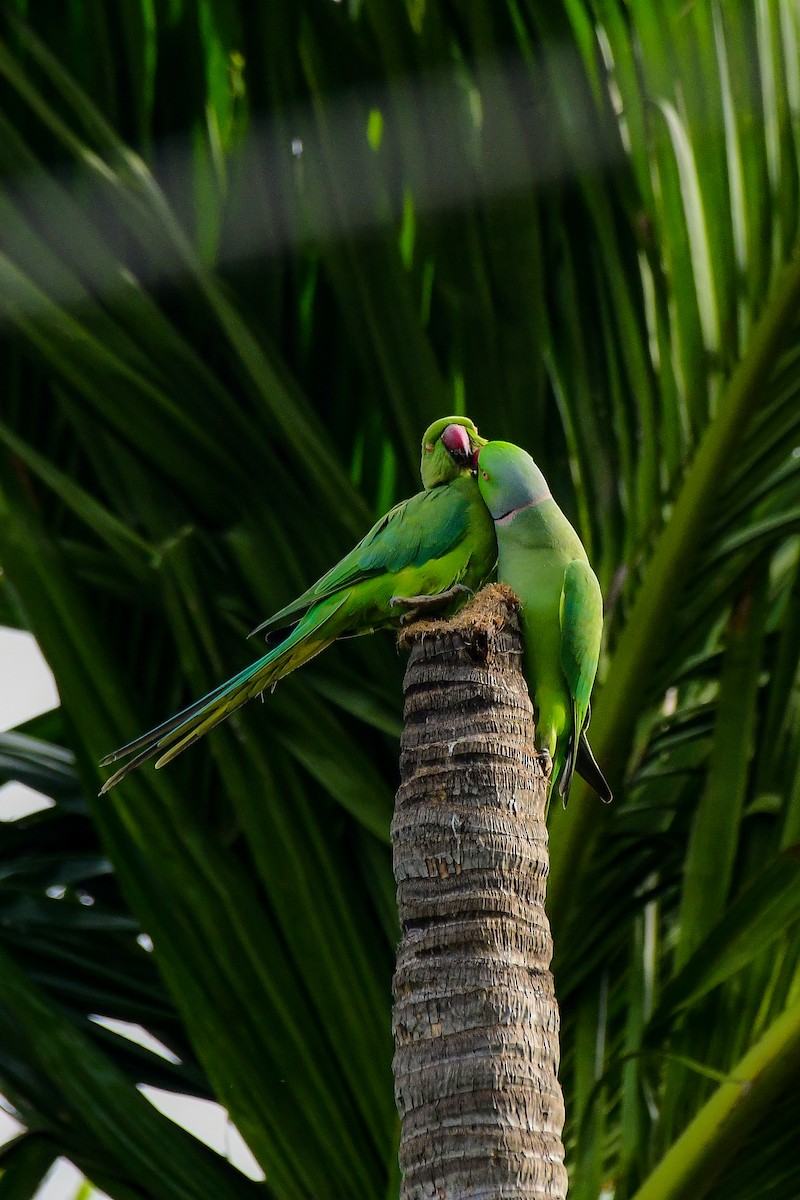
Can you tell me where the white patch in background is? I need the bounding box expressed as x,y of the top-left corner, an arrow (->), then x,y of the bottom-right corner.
1,1085 -> 264,1197
0,628 -> 59,730
0,1103 -> 24,1146
138,1088 -> 265,1181
89,1017 -> 181,1065
0,629 -> 60,823
0,1105 -> 109,1199
0,781 -> 56,821
33,1159 -> 109,1200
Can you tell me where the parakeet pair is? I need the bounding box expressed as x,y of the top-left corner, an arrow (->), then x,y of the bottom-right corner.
101,422 -> 611,807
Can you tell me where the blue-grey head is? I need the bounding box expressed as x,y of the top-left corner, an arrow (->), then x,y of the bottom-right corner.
476,441 -> 551,522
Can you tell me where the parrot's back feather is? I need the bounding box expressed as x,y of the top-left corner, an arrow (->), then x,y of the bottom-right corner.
558,560 -> 603,724
550,560 -> 604,802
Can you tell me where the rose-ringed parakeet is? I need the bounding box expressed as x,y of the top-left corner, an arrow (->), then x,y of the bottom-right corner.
419,415 -> 486,490
476,440 -> 612,806
100,418 -> 493,791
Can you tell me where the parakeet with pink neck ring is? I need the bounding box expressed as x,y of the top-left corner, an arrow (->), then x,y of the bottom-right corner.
100,417 -> 494,791
476,440 -> 612,806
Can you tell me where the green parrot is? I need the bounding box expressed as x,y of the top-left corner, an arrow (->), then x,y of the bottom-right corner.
476,440 -> 612,806
100,417 -> 494,792
419,415 -> 485,489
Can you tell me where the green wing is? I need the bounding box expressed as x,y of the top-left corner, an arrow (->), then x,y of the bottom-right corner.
559,558 -> 603,734
252,478 -> 475,637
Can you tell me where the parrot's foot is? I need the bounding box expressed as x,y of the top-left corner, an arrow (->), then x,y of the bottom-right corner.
536,748 -> 553,776
391,583 -> 473,625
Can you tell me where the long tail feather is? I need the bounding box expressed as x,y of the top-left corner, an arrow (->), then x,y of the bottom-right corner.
99,654 -> 280,793
556,702 -> 580,807
557,744 -> 578,806
99,659 -> 266,766
99,596 -> 348,793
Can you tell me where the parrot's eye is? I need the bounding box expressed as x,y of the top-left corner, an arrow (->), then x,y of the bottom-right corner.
425,443 -> 434,453
481,470 -> 490,481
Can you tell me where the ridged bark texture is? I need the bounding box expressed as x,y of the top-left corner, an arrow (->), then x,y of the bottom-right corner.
392,584 -> 568,1200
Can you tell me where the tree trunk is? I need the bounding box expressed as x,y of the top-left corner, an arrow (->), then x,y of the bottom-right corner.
392,584 -> 568,1200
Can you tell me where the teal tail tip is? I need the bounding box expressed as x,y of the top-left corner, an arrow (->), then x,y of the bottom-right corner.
98,751 -> 121,795
98,773 -> 119,797
98,757 -> 136,796
98,748 -> 165,796
98,732 -> 170,795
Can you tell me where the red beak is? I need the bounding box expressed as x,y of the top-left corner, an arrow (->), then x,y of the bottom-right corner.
441,423 -> 471,457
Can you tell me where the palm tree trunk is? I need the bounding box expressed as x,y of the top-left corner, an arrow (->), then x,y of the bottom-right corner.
392,584 -> 568,1199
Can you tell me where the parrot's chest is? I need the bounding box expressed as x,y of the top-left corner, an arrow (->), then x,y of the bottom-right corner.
495,516 -> 579,691
496,525 -> 572,613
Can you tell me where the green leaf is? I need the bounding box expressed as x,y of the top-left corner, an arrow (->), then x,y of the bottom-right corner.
630,999 -> 800,1200
0,1134 -> 58,1199
0,946 -> 265,1200
649,852 -> 800,1032
677,572 -> 770,964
